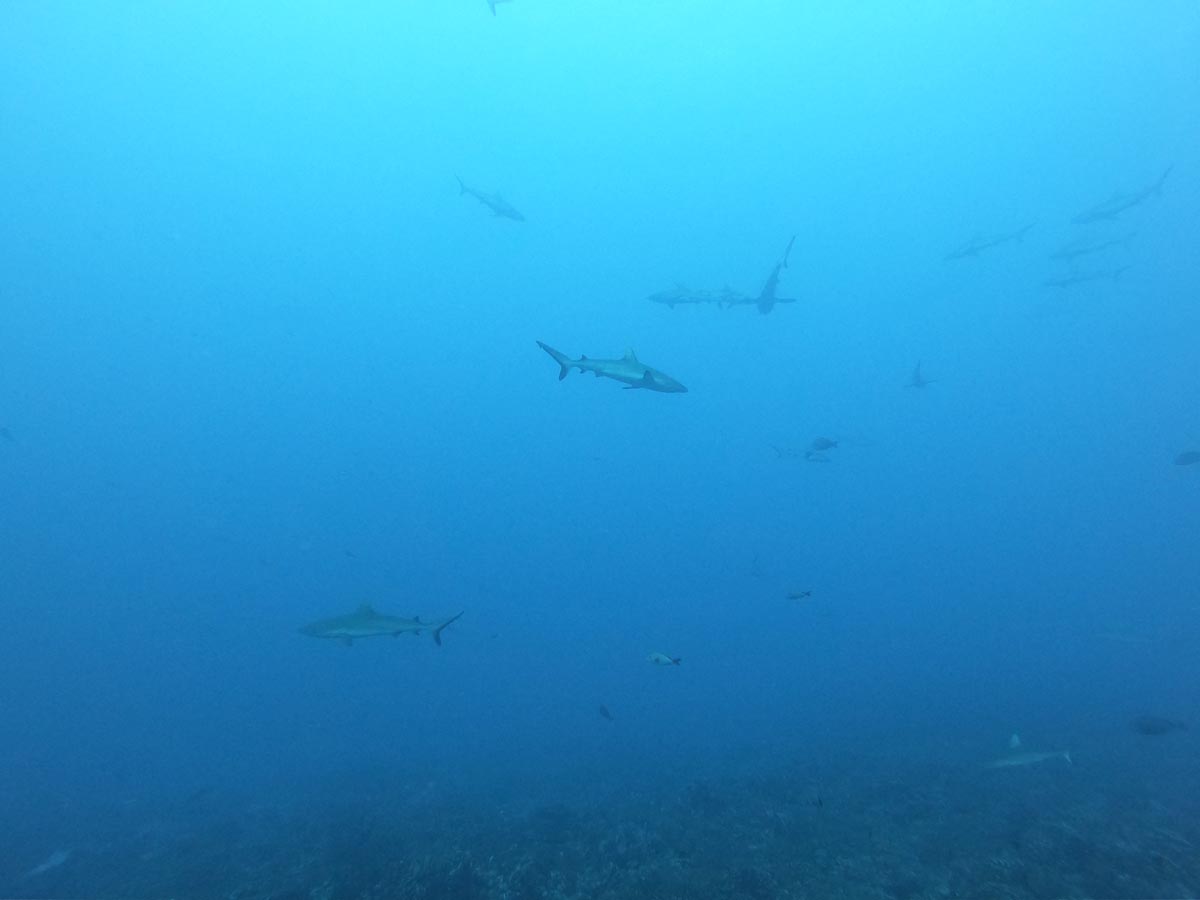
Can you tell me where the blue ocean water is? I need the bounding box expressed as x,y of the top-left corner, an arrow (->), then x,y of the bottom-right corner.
1,2 -> 1198,897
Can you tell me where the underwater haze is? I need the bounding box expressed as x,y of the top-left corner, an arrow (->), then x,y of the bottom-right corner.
2,1 -> 1199,897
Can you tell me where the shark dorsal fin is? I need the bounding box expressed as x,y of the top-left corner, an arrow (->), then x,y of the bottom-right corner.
625,348 -> 639,362
355,603 -> 376,616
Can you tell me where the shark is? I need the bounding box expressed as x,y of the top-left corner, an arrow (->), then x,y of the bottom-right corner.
907,360 -> 935,388
1042,266 -> 1130,288
1071,166 -> 1173,224
300,604 -> 463,647
487,0 -> 513,13
1049,232 -> 1135,262
536,341 -> 687,392
455,175 -> 525,221
647,284 -> 748,309
722,235 -> 798,314
985,749 -> 1072,769
944,221 -> 1037,260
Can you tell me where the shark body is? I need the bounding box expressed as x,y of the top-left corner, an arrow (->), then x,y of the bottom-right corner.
536,341 -> 687,392
647,284 -> 749,309
1072,166 -> 1172,224
722,235 -> 797,314
1050,232 -> 1135,262
456,175 -> 525,221
1042,266 -> 1130,288
985,749 -> 1072,769
907,361 -> 935,388
944,221 -> 1036,260
300,604 -> 463,647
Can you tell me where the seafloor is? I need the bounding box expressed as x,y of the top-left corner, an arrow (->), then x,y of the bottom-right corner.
6,737 -> 1197,900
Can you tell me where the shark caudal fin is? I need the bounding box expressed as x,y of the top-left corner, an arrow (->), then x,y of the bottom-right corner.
455,174 -> 467,195
432,611 -> 464,646
1152,165 -> 1173,196
536,341 -> 573,380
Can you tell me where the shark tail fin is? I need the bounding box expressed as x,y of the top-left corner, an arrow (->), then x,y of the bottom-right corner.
455,174 -> 467,195
671,657 -> 682,665
782,234 -> 796,269
536,341 -> 572,380
1153,165 -> 1173,196
432,611 -> 464,646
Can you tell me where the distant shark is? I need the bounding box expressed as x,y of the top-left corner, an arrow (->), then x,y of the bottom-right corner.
1042,265 -> 1130,288
300,604 -> 463,647
1071,166 -> 1172,224
647,284 -> 748,309
487,0 -> 513,14
906,360 -> 935,388
1049,232 -> 1135,262
985,749 -> 1072,769
455,175 -> 525,221
536,341 -> 687,392
944,221 -> 1036,261
722,235 -> 798,314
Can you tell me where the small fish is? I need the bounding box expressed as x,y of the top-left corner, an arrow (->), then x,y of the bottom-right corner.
598,704 -> 614,721
985,750 -> 1072,769
1174,450 -> 1200,466
648,652 -> 681,666
787,590 -> 813,601
1132,715 -> 1186,736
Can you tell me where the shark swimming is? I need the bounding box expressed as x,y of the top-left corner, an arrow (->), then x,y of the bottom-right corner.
1071,166 -> 1173,224
647,284 -> 749,309
907,360 -> 935,388
455,175 -> 525,221
486,0 -> 513,14
985,749 -> 1072,769
944,222 -> 1036,261
1042,266 -> 1130,289
722,235 -> 798,314
536,341 -> 687,392
1049,232 -> 1135,262
300,604 -> 464,647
